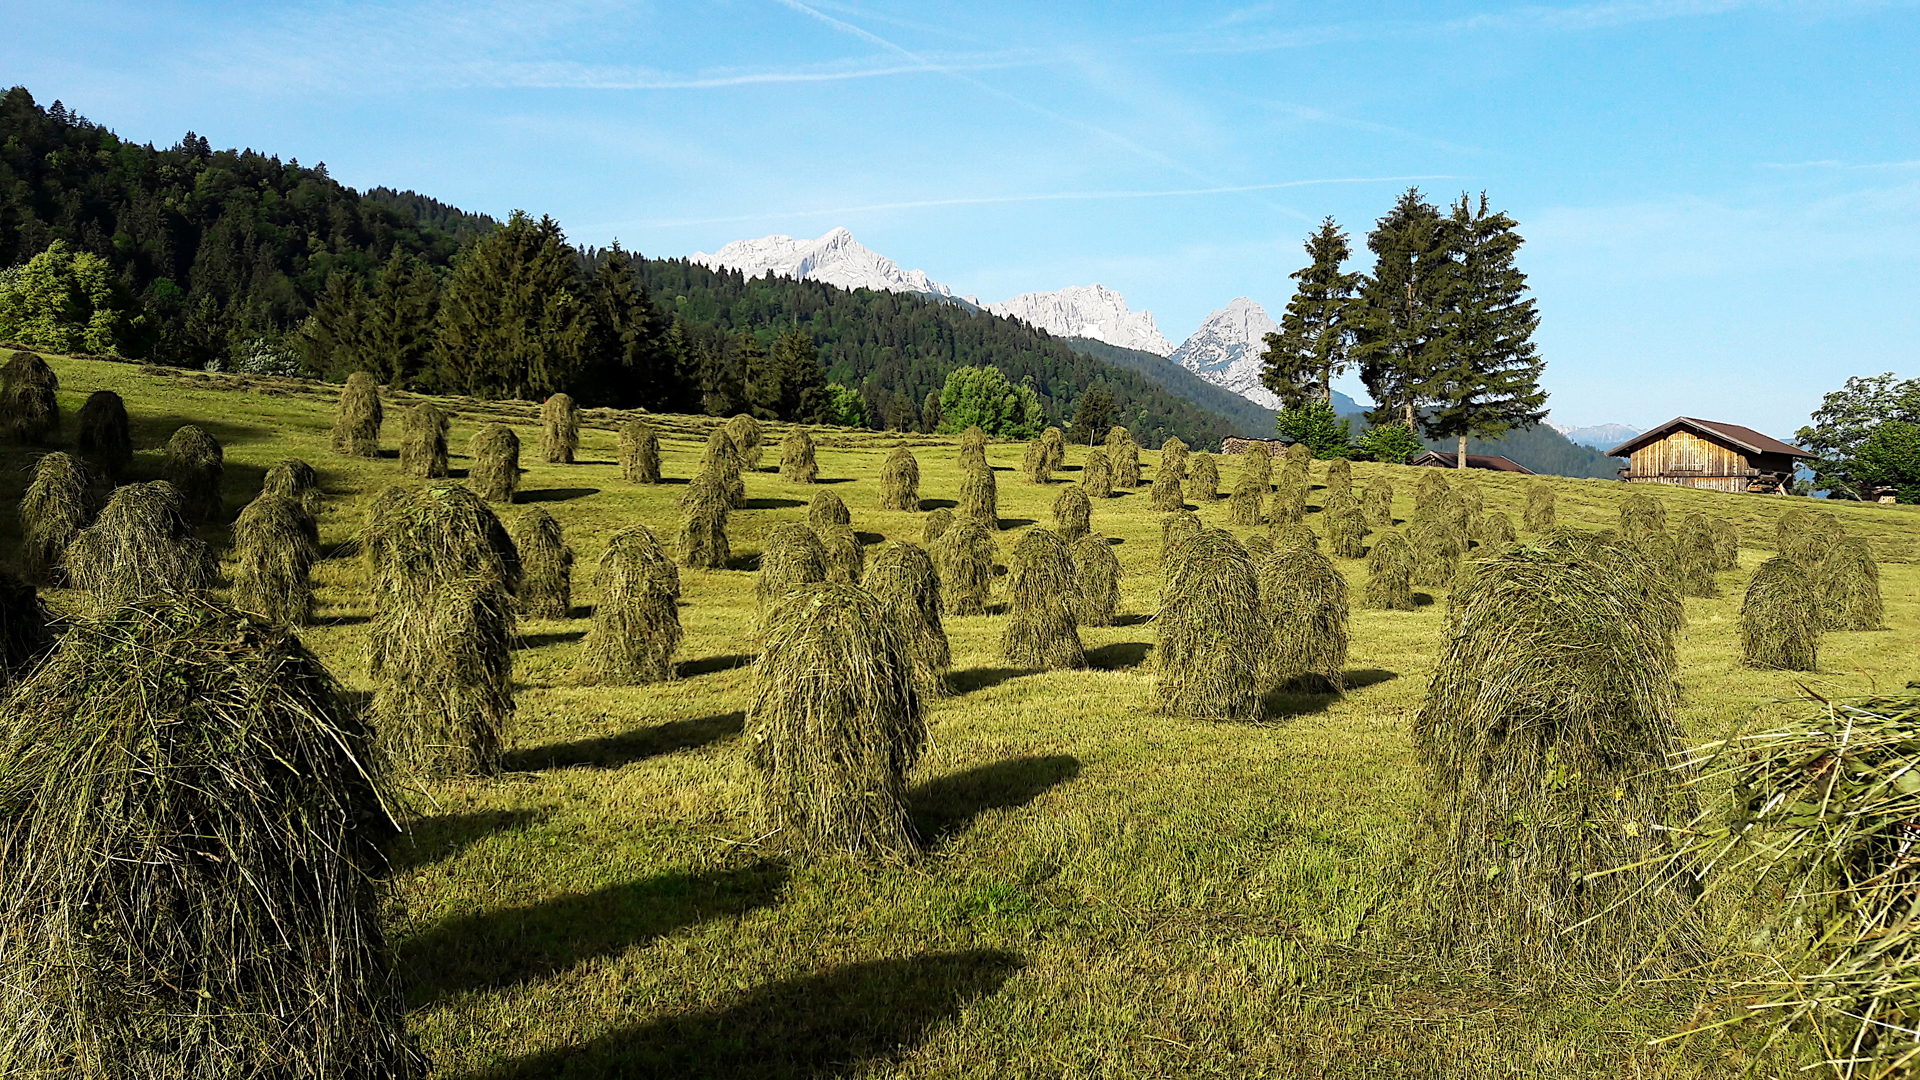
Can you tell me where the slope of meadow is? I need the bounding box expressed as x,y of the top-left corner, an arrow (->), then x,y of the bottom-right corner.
5,352 -> 1918,1079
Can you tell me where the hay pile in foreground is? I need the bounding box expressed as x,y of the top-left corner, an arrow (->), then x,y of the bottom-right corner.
819,523 -> 865,585
513,508 -> 573,619
758,523 -> 829,632
1413,533 -> 1697,979
863,541 -> 950,697
620,419 -> 662,483
262,458 -> 324,521
0,570 -> 51,690
541,393 -> 580,463
935,521 -> 996,616
0,593 -> 423,1078
19,451 -> 97,585
808,489 -> 850,530
1776,506 -> 1843,567
0,349 -> 59,443
1161,511 -> 1202,566
574,524 -> 681,685
163,424 -> 225,523
921,507 -> 953,545
66,481 -> 217,608
1816,536 -> 1883,631
468,423 -> 521,504
1742,555 -> 1821,670
880,445 -> 920,511
1001,529 -> 1085,669
780,427 -> 818,483
745,582 -> 927,859
400,402 -> 450,479
231,493 -> 321,625
1069,532 -> 1121,627
331,371 -> 383,458
76,389 -> 133,477
1156,528 -> 1264,720
1260,546 -> 1349,693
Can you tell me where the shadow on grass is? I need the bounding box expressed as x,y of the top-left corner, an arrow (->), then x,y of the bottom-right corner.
1345,668 -> 1398,690
324,613 -> 374,627
519,487 -> 601,503
946,667 -> 1026,695
743,497 -> 805,510
854,530 -> 886,545
517,629 -> 586,649
1260,668 -> 1397,719
678,653 -> 756,678
405,860 -> 789,1005
998,518 -> 1037,529
392,809 -> 546,872
471,950 -> 1021,1080
911,755 -> 1081,844
1086,641 -> 1151,670
1413,592 -> 1437,607
921,498 -> 957,510
1111,612 -> 1151,627
503,711 -> 745,771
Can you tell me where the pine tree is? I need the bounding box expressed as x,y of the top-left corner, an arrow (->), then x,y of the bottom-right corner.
1417,194 -> 1548,467
1069,388 -> 1114,446
1261,218 -> 1360,409
584,246 -> 683,410
1352,189 -> 1447,431
770,326 -> 828,421
299,272 -> 369,379
360,252 -> 440,388
431,211 -> 587,400
921,390 -> 944,434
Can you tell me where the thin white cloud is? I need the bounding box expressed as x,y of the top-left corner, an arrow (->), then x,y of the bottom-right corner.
1760,158 -> 1920,170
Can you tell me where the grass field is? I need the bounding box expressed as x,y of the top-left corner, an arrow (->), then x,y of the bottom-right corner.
6,352 -> 1918,1079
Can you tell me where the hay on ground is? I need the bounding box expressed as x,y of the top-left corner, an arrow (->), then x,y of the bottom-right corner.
1478,510 -> 1516,550
746,581 -> 926,859
1041,426 -> 1066,476
1021,438 -> 1050,484
0,350 -> 59,444
1270,520 -> 1319,552
725,413 -> 764,470
880,445 -> 921,511
1155,528 -> 1265,720
1150,460 -> 1186,511
935,521 -> 996,616
1053,484 -> 1092,542
65,481 -> 216,607
1412,533 -> 1696,979
1001,528 -> 1086,669
1364,531 -> 1416,611
1083,449 -> 1114,498
1364,475 -> 1395,528
1776,506 -> 1843,567
1709,517 -> 1740,571
1160,436 -> 1189,481
0,592 -> 423,1078
513,508 -> 573,619
922,507 -> 953,545
1161,511 -> 1203,565
1186,452 -> 1219,502
780,427 -> 819,484
0,570 -> 51,690
1270,463 -> 1307,525
1408,517 -> 1464,589
1284,442 -> 1310,468
1105,426 -> 1141,488
677,472 -> 733,570
75,389 -> 133,477
1523,480 -> 1555,531
696,427 -> 747,508
1323,457 -> 1353,508
331,371 -> 383,458
1327,506 -> 1369,559
958,464 -> 998,531
819,523 -> 865,584
1260,546 -> 1349,693
1618,491 -> 1667,544
1816,536 -> 1883,631
1742,555 -> 1820,670
467,423 -> 521,504
263,457 -> 325,521
1672,513 -> 1720,598
541,393 -> 580,464
573,524 -> 682,685
863,541 -> 950,697
232,493 -> 320,625
19,451 -> 97,585
399,402 -> 450,479
1228,458 -> 1268,526
757,523 -> 829,630
808,488 -> 851,530
959,426 -> 988,471
1243,533 -> 1272,561
619,419 -> 662,484
1413,469 -> 1452,520
162,423 -> 225,523
1069,533 -> 1121,628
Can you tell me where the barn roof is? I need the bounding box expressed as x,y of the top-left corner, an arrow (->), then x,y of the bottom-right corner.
1407,451 -> 1536,474
1604,417 -> 1812,460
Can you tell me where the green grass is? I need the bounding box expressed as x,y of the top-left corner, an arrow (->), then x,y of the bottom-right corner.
7,354 -> 1920,1078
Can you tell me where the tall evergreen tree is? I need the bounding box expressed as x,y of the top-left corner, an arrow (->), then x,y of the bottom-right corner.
432,211 -> 587,400
584,246 -> 683,410
298,272 -> 369,379
769,326 -> 828,421
360,252 -> 440,388
1417,193 -> 1547,467
1352,189 -> 1447,430
1261,218 -> 1361,409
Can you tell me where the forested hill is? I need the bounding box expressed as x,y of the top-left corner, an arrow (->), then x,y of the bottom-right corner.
1418,426 -> 1623,479
1059,337 -> 1277,438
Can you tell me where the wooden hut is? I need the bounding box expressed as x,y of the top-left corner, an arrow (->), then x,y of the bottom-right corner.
1407,451 -> 1535,474
1605,417 -> 1812,493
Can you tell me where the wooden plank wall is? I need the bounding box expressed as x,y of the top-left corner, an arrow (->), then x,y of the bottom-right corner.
1628,431 -> 1749,493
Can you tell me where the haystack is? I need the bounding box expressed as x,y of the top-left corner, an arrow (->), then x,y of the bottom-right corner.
1002,528 -> 1086,669
1083,449 -> 1114,498
1270,520 -> 1319,552
677,472 -> 733,570
958,464 -> 998,531
1260,546 -> 1349,693
1105,426 -> 1141,488
162,424 -> 225,523
1228,458 -> 1268,526
757,523 -> 829,631
65,481 -> 216,607
1478,510 -> 1516,550
1271,462 -> 1307,525
1413,469 -> 1451,520
1364,475 -> 1395,528
1040,426 -> 1067,476
780,427 -> 819,484
936,521 -> 996,616
0,593 -> 423,1078
263,457 -> 325,520
231,493 -> 321,626
468,423 -> 521,504
331,371 -> 383,458
880,445 -> 921,511
19,451 -> 96,585
1452,484 -> 1483,543
619,419 -> 662,483
541,393 -> 580,464
863,541 -> 950,697
1021,438 -> 1049,484
1672,513 -> 1720,598
922,506 -> 953,545
1408,517 -> 1464,588
1161,510 -> 1202,565
399,402 -> 450,479
0,570 -> 50,690
1816,537 -> 1883,631
1364,531 -> 1415,610
1284,441 -> 1310,468
1326,506 -> 1369,559
1523,481 -> 1555,531
1741,555 -> 1820,670
514,508 -> 573,619
1155,528 -> 1265,720
726,413 -> 764,470
1160,436 -> 1189,481
958,426 -> 988,471
1776,506 -> 1843,567
1150,460 -> 1186,511
573,524 -> 682,685
745,581 -> 927,859
820,523 -> 865,584
0,350 -> 59,443
1323,457 -> 1353,509
1618,492 -> 1667,544
1243,533 -> 1273,560
1708,518 -> 1740,571
696,427 -> 747,508
1186,452 -> 1219,502
808,489 -> 851,530
1069,533 -> 1121,627
76,389 -> 133,477
1413,533 -> 1696,978
1053,484 -> 1092,542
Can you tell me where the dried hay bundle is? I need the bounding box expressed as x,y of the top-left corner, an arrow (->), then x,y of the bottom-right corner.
746,582 -> 927,859
1021,438 -> 1049,483
513,508 -> 573,619
1453,484 -> 1484,542
1618,491 -> 1667,544
0,350 -> 58,443
1364,531 -> 1415,610
1105,426 -> 1141,488
1001,529 -> 1085,669
1083,449 -> 1113,498
808,488 -> 851,530
1634,531 -> 1679,587
819,523 -> 865,584
921,507 -> 953,544
399,402 -> 449,479
330,371 -> 383,458
1160,436 -> 1189,480
1474,510 -> 1514,550
936,521 -> 996,616
1040,426 -> 1067,475
262,457 -> 324,522
619,419 -> 662,483
163,424 -> 225,524
0,593 -> 424,1079
1228,457 -> 1268,526
231,493 -> 320,625
1413,533 -> 1696,979
467,423 -> 521,504
1672,513 -> 1720,598
1327,506 -> 1369,559
677,472 -> 733,569
1413,469 -> 1452,520
1270,520 -> 1319,552
1709,518 -> 1740,571
725,413 -> 764,469
574,524 -> 682,685
757,523 -> 829,628
1150,459 -> 1186,511
66,481 -> 216,607
1816,536 -> 1883,631
1260,546 -> 1349,693
1523,481 -> 1555,531
697,427 -> 747,508
540,393 -> 580,464
1408,517 -> 1464,589
19,451 -> 97,585
880,445 -> 921,511
1364,475 -> 1395,528
1155,528 -> 1264,720
0,570 -> 51,690
1053,484 -> 1092,542
958,426 -> 988,470
1243,533 -> 1273,561
780,427 -> 818,484
1284,441 -> 1311,468
862,541 -> 950,696
1323,457 -> 1353,508
958,463 -> 998,531
1270,462 -> 1307,525
364,483 -> 518,776
1741,555 -> 1820,670
76,389 -> 133,477
1186,452 -> 1219,502
1776,506 -> 1843,567
1161,510 -> 1202,565
1069,532 -> 1121,627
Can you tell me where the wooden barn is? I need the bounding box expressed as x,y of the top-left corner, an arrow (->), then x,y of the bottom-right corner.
1605,417 -> 1813,494
1407,451 -> 1535,474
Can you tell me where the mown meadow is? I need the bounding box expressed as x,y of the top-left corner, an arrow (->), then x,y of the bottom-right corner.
5,352 -> 1918,1079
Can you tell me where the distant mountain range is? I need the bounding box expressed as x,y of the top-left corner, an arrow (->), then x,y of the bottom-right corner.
692,228 -> 974,308
1550,421 -> 1641,452
987,284 -> 1175,356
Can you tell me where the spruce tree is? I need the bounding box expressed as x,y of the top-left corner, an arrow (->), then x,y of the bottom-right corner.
300,273 -> 369,379
584,246 -> 683,410
1261,218 -> 1360,409
360,252 -> 440,388
1352,189 -> 1447,431
431,211 -> 587,400
770,326 -> 828,421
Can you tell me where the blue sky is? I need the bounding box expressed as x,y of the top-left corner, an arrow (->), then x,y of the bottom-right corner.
3,0 -> 1917,435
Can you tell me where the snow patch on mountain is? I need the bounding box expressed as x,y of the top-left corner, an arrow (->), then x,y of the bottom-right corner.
986,284 -> 1175,356
1549,421 -> 1642,452
1169,298 -> 1282,409
691,227 -> 967,304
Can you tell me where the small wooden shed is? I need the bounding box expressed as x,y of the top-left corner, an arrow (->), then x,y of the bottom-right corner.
1605,417 -> 1812,494
1407,451 -> 1535,474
